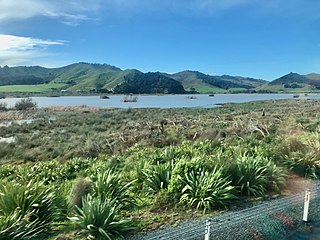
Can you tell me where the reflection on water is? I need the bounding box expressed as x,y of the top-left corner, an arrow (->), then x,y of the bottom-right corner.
1,94 -> 320,109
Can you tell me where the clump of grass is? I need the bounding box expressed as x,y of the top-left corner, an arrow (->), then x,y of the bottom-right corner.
280,134 -> 320,178
180,168 -> 236,213
231,155 -> 286,197
142,162 -> 172,194
0,181 -> 58,239
69,195 -> 134,239
92,170 -> 136,210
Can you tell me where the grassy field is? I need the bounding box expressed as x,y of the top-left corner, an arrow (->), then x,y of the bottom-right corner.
0,83 -> 67,92
1,99 -> 320,239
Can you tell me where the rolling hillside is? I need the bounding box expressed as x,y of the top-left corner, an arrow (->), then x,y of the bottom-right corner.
0,63 -> 188,94
1,63 -> 319,94
169,71 -> 267,93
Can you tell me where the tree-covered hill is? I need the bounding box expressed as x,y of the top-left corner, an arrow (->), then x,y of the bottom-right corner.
113,72 -> 186,94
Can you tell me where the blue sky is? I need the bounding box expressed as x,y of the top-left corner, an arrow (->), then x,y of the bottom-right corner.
0,0 -> 319,80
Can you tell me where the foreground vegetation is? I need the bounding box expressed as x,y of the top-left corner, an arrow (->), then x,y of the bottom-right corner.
1,99 -> 320,239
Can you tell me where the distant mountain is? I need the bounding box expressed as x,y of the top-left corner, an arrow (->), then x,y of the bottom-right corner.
168,71 -> 267,93
0,65 -> 55,85
305,73 -> 320,81
266,72 -> 320,90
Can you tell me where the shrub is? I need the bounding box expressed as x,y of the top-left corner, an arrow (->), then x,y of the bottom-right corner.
71,177 -> 93,209
69,195 -> 134,239
180,168 -> 235,213
14,97 -> 37,110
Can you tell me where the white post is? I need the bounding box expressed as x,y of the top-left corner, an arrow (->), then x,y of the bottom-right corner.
204,219 -> 211,240
303,189 -> 311,222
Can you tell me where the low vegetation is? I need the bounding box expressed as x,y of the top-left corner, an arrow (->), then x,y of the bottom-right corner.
1,99 -> 320,239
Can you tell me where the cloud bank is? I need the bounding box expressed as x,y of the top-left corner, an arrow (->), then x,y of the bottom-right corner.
0,34 -> 65,66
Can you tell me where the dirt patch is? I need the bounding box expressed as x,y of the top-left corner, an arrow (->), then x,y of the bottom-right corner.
282,174 -> 312,195
43,106 -> 113,112
0,110 -> 31,121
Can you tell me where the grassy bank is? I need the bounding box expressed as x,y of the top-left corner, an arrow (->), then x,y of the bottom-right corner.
1,99 -> 320,239
0,83 -> 67,93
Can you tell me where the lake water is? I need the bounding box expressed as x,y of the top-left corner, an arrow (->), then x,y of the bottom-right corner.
1,93 -> 320,109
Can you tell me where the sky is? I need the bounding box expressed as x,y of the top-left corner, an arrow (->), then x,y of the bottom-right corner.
0,0 -> 319,80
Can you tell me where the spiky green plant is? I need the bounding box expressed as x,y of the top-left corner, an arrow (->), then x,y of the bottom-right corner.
281,133 -> 320,178
92,170 -> 136,209
232,155 -> 269,197
0,208 -> 44,240
264,161 -> 287,192
142,162 -> 172,194
0,181 -> 58,239
168,157 -> 208,201
180,168 -> 235,213
69,195 -> 134,240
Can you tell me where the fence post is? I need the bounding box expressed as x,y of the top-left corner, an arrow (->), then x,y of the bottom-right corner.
204,219 -> 211,240
303,189 -> 311,222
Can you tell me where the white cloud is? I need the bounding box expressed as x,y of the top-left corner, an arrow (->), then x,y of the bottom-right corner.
0,34 -> 65,66
0,0 -> 102,25
0,0 -> 317,25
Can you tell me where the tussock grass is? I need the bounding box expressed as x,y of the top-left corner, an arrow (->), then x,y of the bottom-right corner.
1,99 -> 320,238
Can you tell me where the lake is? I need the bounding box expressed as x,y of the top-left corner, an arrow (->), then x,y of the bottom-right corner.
1,93 -> 319,109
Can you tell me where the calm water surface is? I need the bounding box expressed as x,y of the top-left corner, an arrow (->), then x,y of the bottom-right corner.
2,94 -> 320,108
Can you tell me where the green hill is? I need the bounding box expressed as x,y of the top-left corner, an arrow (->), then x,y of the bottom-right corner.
305,73 -> 320,81
1,63 -> 319,94
0,63 -> 187,94
0,63 -> 269,94
0,65 -> 55,85
169,71 -> 266,93
113,71 -> 186,94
